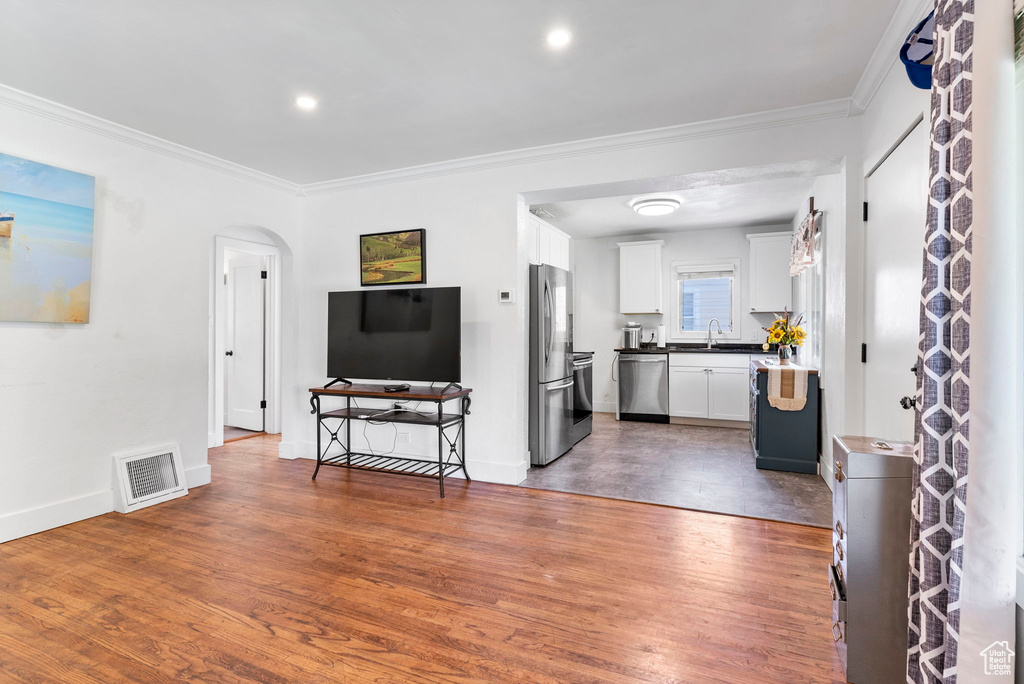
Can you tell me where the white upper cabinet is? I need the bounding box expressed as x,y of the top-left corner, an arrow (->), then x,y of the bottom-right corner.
527,214 -> 571,271
747,232 -> 793,313
618,240 -> 664,314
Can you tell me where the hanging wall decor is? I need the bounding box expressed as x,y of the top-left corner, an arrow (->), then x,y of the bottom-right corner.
359,229 -> 426,286
0,152 -> 95,323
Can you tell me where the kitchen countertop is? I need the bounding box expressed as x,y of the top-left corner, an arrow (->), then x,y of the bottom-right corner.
751,359 -> 818,374
614,344 -> 779,355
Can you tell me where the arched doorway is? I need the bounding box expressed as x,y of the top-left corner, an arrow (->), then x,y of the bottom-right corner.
209,226 -> 293,447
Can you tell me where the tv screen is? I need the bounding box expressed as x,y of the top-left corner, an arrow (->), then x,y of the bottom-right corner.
327,287 -> 461,383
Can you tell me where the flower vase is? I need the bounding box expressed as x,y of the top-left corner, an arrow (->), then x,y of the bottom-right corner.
778,344 -> 792,366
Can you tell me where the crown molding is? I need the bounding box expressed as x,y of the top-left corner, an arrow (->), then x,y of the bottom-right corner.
0,83 -> 302,194
850,0 -> 933,113
0,81 -> 852,198
300,98 -> 852,196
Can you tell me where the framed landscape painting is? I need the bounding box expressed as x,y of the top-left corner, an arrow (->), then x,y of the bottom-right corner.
0,152 -> 95,323
360,229 -> 425,286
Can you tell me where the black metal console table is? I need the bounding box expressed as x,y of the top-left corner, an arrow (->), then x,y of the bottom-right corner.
308,384 -> 472,497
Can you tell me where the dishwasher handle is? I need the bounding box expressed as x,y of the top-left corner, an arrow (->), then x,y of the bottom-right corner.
618,354 -> 667,362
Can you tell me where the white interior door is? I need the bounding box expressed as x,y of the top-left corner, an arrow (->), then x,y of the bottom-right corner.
225,254 -> 265,431
863,120 -> 928,442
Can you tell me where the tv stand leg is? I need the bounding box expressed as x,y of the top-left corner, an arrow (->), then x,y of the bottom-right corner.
324,377 -> 353,389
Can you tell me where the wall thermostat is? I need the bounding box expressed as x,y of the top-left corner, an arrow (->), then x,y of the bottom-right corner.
498,289 -> 516,304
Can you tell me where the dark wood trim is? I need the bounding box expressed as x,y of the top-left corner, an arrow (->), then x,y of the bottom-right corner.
310,383 -> 472,401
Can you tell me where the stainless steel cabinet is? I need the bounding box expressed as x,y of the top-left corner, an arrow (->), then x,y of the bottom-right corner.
830,436 -> 914,684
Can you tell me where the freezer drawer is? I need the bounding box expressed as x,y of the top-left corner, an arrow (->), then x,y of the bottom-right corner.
530,377 -> 575,465
617,353 -> 668,423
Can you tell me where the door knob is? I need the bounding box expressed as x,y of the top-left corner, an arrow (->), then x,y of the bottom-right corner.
225,350 -> 234,356
900,396 -> 917,410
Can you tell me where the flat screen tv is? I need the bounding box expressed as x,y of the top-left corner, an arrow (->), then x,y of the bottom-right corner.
327,287 -> 461,383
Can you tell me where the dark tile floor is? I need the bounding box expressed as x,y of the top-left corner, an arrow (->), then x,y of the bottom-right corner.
520,413 -> 833,528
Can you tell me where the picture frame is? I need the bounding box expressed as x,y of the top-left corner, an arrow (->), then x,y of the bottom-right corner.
359,228 -> 426,286
0,151 -> 96,323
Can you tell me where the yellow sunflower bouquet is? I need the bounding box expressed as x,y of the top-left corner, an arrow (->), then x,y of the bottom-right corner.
763,311 -> 806,346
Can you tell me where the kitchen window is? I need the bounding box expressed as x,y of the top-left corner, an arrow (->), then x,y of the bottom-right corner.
670,260 -> 740,340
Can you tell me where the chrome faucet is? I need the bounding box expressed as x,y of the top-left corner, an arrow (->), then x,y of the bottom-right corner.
706,318 -> 723,348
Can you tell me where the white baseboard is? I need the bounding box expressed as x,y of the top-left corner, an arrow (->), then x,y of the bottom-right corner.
185,463 -> 212,488
461,456 -> 529,485
594,401 -> 617,413
0,490 -> 114,544
819,454 -> 834,491
279,441 -> 314,460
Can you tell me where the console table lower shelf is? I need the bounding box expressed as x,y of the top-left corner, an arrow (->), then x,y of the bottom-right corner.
309,385 -> 472,497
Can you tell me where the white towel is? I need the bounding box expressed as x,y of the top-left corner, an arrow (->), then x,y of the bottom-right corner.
767,365 -> 809,411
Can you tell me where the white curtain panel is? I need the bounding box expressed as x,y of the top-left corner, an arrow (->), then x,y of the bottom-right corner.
906,1 -> 1018,683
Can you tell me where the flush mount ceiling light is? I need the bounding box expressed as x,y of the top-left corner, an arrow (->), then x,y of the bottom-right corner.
295,95 -> 318,111
546,28 -> 573,49
631,197 -> 681,217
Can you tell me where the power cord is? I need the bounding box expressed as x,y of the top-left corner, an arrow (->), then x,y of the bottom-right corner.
351,398 -> 399,457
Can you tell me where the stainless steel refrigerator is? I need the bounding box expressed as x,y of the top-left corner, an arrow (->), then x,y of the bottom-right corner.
529,264 -> 574,466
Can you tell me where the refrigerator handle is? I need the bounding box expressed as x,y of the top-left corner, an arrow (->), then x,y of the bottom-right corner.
611,355 -> 618,382
545,379 -> 574,391
544,279 -> 554,364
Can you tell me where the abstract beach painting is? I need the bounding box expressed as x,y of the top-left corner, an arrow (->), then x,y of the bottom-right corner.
0,152 -> 95,323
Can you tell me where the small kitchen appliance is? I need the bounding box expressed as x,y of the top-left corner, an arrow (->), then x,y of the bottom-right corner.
622,322 -> 642,350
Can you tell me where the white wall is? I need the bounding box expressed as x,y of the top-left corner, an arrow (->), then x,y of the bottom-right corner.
573,225 -> 787,412
0,101 -> 300,543
285,113 -> 863,484
789,173 -> 844,484
0,89 -> 871,541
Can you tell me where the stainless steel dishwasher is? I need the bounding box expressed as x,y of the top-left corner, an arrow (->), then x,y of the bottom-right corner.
616,353 -> 669,423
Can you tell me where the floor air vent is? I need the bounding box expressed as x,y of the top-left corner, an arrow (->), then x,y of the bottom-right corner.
113,445 -> 189,513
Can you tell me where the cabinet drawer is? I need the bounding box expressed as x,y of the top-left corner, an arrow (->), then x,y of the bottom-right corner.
829,564 -> 848,672
669,353 -> 749,368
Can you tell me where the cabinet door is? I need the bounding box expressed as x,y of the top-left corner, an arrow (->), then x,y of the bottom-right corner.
708,367 -> 750,421
619,242 -> 663,314
669,367 -> 709,418
749,234 -> 792,312
551,231 -> 570,271
537,226 -> 552,266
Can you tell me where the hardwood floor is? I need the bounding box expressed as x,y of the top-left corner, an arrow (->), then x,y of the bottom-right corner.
0,435 -> 845,683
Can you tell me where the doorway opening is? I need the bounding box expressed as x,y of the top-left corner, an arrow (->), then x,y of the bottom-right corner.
211,234 -> 283,448
515,160 -> 843,528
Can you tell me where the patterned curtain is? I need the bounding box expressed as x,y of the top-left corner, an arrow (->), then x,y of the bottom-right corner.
906,2 -> 973,683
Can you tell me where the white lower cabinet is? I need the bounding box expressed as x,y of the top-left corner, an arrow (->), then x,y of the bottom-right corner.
669,367 -> 708,418
669,354 -> 751,421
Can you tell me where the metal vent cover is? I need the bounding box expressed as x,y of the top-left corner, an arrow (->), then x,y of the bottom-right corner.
113,444 -> 188,513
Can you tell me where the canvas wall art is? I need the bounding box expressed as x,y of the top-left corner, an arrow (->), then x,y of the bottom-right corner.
0,152 -> 95,323
360,229 -> 425,286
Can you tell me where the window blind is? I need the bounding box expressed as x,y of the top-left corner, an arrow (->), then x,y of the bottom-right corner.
679,275 -> 733,332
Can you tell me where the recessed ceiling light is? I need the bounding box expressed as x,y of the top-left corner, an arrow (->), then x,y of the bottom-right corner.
295,95 -> 318,111
631,198 -> 682,217
546,28 -> 573,49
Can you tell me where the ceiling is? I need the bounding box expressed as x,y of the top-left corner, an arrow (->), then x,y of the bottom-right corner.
534,160 -> 841,239
1,0 -> 898,184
